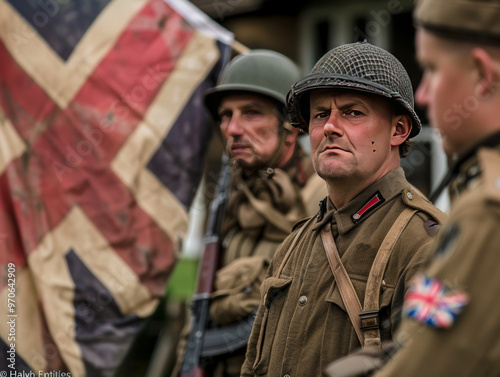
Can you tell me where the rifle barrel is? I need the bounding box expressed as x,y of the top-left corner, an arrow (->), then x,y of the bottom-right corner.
179,154 -> 232,377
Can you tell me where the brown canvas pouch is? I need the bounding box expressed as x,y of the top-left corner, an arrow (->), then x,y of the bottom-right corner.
210,256 -> 268,326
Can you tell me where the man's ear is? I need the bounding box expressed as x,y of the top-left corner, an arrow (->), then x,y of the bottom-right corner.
472,47 -> 498,99
391,115 -> 412,147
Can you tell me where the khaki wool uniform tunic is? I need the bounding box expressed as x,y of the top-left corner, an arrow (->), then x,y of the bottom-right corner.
241,168 -> 445,377
172,145 -> 326,377
374,142 -> 500,377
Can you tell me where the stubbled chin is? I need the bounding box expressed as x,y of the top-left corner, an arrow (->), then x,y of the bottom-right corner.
232,154 -> 253,166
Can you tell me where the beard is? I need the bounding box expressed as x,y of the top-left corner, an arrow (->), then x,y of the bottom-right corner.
231,151 -> 276,173
227,138 -> 278,174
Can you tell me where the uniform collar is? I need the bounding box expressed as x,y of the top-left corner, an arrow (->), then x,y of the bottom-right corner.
429,130 -> 500,202
314,168 -> 408,234
449,153 -> 482,200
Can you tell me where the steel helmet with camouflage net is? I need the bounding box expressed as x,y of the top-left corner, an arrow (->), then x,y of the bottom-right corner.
204,49 -> 301,120
287,42 -> 421,138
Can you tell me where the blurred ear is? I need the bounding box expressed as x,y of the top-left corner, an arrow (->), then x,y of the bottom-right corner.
472,47 -> 498,99
391,115 -> 412,147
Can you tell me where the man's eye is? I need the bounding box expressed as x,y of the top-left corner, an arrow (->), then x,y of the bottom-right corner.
343,110 -> 364,117
244,110 -> 260,117
219,111 -> 231,120
313,112 -> 329,119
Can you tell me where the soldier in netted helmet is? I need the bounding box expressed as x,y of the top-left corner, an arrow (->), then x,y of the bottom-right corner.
340,1 -> 500,377
241,42 -> 446,377
171,50 -> 326,377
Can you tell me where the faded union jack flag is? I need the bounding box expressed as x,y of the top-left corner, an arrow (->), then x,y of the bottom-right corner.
0,0 -> 233,375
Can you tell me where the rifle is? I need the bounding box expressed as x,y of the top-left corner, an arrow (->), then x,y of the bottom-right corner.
180,153 -> 232,377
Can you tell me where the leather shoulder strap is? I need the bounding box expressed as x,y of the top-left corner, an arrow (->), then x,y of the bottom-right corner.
320,208 -> 418,349
361,208 -> 417,350
320,225 -> 364,345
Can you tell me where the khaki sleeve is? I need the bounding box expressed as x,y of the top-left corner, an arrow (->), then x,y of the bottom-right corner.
389,234 -> 435,334
374,204 -> 500,377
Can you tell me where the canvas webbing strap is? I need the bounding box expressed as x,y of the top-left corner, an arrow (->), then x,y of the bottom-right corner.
321,208 -> 418,349
361,208 -> 417,349
239,182 -> 296,234
320,225 -> 364,345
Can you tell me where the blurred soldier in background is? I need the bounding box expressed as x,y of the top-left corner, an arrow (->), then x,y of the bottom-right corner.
356,1 -> 500,376
172,49 -> 326,377
241,42 -> 445,377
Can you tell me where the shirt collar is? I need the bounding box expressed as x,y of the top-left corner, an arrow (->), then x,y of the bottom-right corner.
314,168 -> 408,234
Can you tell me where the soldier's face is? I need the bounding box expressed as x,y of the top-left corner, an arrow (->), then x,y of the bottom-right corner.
219,94 -> 283,171
308,90 -> 403,192
415,29 -> 478,157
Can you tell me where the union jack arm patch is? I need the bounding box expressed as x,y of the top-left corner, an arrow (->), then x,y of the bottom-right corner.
403,274 -> 469,329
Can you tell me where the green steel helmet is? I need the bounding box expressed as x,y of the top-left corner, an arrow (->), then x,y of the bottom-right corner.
287,42 -> 421,138
204,49 -> 301,120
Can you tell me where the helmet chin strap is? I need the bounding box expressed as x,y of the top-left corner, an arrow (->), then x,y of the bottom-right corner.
267,121 -> 292,170
267,106 -> 295,168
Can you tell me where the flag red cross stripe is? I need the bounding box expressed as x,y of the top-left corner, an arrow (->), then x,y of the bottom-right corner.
0,0 -> 191,295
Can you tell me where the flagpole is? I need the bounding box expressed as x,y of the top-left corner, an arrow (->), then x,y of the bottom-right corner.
231,39 -> 250,55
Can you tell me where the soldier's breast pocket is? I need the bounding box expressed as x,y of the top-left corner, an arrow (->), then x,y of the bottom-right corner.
325,275 -> 395,343
252,276 -> 292,375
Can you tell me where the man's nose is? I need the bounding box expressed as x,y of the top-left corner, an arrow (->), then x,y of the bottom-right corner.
415,73 -> 430,107
323,111 -> 344,137
225,114 -> 244,136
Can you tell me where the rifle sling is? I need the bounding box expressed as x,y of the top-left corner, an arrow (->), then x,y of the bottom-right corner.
320,208 -> 417,349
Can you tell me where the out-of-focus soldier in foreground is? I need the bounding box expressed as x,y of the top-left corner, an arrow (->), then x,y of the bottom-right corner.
329,1 -> 500,377
173,49 -> 326,377
241,42 -> 445,377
